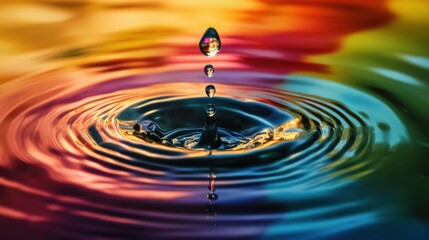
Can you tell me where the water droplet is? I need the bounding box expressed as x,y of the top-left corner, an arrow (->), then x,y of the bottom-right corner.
205,85 -> 216,98
199,27 -> 221,57
207,193 -> 218,201
204,64 -> 214,77
205,104 -> 216,117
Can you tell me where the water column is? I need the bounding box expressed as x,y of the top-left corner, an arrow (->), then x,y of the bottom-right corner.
199,27 -> 221,218
198,27 -> 222,149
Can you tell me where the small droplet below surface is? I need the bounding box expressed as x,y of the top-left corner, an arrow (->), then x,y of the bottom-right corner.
205,85 -> 216,98
207,193 -> 218,201
204,64 -> 214,77
206,203 -> 216,216
199,27 -> 221,57
205,104 -> 216,117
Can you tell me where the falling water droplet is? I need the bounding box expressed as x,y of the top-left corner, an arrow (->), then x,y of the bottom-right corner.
204,64 -> 214,77
207,193 -> 218,201
205,85 -> 216,98
205,104 -> 216,117
199,27 -> 221,57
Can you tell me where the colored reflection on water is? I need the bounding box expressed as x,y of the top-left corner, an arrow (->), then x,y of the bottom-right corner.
1,0 -> 429,239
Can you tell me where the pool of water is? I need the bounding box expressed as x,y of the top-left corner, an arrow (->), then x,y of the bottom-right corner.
1,0 -> 429,239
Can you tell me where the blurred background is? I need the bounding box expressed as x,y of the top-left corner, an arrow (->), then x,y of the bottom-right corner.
1,0 -> 429,239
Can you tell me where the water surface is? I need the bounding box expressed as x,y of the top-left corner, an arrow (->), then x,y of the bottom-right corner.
1,0 -> 429,239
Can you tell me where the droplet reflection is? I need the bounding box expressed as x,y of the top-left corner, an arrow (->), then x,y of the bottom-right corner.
199,27 -> 221,57
209,179 -> 216,191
